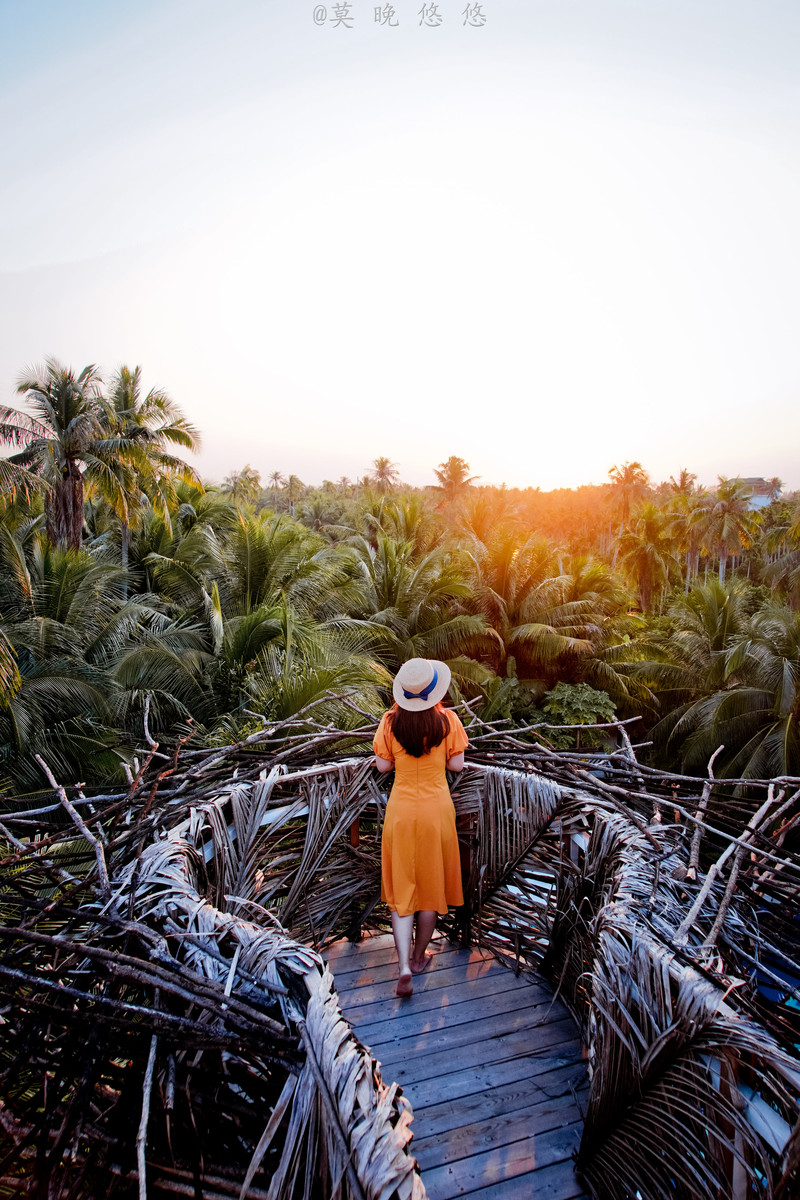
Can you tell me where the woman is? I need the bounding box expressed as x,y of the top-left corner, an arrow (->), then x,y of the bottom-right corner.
373,657 -> 468,998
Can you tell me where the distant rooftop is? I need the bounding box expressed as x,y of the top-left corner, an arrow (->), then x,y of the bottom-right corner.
739,477 -> 782,509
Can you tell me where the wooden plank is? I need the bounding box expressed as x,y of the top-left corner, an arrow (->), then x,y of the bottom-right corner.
379,1016 -> 579,1085
411,1092 -> 584,1168
355,977 -> 554,1048
333,957 -> 494,996
363,996 -> 564,1066
412,1064 -> 587,1137
329,946 -> 492,989
340,960 -> 528,1024
328,935 -> 588,1200
392,1046 -> 584,1110
327,941 -> 451,973
460,1158 -> 589,1200
418,1119 -> 584,1198
336,967 -> 502,1014
324,933 -> 447,970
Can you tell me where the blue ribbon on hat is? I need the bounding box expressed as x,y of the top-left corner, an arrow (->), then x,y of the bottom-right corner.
402,667 -> 438,701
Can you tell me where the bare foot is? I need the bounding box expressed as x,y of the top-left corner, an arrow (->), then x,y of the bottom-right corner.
410,954 -> 432,975
396,971 -> 413,998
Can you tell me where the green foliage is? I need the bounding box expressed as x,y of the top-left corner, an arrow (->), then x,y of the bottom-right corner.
535,681 -> 616,749
541,681 -> 616,726
634,579 -> 800,777
4,362 -> 800,787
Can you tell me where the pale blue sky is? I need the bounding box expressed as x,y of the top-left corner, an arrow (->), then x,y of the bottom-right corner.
2,1 -> 799,490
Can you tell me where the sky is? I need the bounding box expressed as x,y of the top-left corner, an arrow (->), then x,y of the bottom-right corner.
1,0 -> 799,492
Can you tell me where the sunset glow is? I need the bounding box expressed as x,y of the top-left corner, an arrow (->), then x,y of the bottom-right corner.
1,0 -> 799,490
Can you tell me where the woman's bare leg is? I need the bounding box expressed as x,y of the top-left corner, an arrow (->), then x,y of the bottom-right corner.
411,910 -> 437,971
391,911 -> 414,995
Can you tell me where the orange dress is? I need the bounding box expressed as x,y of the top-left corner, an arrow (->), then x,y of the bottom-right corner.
374,705 -> 468,917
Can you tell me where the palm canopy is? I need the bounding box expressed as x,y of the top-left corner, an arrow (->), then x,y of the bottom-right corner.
466,529 -> 641,706
665,487 -> 710,592
3,360 -> 105,549
433,456 -> 478,502
633,580 -> 800,776
706,476 -> 761,583
346,532 -> 494,685
221,464 -> 261,506
92,365 -> 202,535
616,501 -> 680,612
2,360 -> 201,554
667,467 -> 698,496
0,529 -> 137,788
369,456 -> 400,494
354,494 -> 444,558
607,461 -> 650,569
607,460 -> 649,523
469,532 -> 593,674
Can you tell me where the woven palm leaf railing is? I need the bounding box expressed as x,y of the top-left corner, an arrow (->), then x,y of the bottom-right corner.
1,705 -> 799,1198
0,721 -> 424,1200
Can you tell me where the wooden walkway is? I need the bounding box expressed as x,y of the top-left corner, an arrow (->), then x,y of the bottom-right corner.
325,933 -> 590,1200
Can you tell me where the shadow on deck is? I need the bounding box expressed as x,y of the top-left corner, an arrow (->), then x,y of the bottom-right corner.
326,932 -> 590,1200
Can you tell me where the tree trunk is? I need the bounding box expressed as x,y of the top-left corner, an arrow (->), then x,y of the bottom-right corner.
719,554 -> 727,584
45,462 -> 83,550
121,518 -> 130,601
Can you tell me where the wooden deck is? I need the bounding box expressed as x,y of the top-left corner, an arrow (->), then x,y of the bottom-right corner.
324,933 -> 590,1200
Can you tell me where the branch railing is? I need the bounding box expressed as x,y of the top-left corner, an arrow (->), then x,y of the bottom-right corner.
1,707 -> 799,1199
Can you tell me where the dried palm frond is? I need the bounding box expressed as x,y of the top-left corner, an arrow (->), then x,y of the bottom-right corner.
1,705 -> 798,1199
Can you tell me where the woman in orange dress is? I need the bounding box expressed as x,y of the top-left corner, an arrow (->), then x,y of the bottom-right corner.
373,658 -> 468,998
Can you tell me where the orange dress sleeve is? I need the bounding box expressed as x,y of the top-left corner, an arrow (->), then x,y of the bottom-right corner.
444,709 -> 469,759
373,712 -> 395,762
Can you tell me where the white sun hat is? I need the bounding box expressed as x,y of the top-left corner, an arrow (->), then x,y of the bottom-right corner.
392,658 -> 452,711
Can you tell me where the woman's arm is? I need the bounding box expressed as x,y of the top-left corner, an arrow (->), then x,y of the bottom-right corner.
374,755 -> 394,774
446,752 -> 465,772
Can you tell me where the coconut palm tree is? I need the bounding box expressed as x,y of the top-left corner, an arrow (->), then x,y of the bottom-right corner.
607,461 -> 649,565
95,366 -> 202,582
2,360 -> 106,550
285,475 -> 304,516
369,457 -> 400,494
645,588 -> 800,778
469,530 -> 601,685
360,494 -> 443,558
616,502 -> 680,612
454,488 -> 523,547
556,555 -> 644,705
0,408 -> 49,502
706,477 -> 761,583
346,532 -> 493,685
221,465 -> 262,507
433,456 -> 478,502
764,498 -> 800,607
242,614 -> 390,727
667,468 -> 698,497
666,487 -> 711,592
0,524 -> 135,787
267,470 -> 285,508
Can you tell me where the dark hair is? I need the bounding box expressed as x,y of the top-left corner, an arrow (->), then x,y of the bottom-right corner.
388,704 -> 449,758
